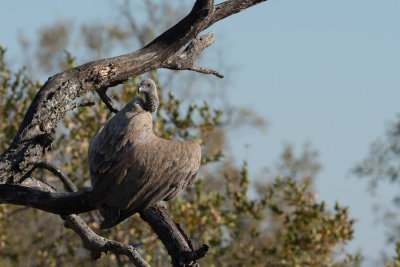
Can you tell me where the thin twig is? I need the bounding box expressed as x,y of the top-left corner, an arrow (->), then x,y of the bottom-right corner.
188,66 -> 224,78
64,214 -> 150,267
66,101 -> 95,112
96,88 -> 120,113
161,32 -> 224,78
35,161 -> 77,192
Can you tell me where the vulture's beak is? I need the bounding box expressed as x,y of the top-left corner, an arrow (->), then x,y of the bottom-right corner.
138,86 -> 143,95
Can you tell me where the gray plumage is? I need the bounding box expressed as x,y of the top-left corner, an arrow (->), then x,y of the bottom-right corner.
88,79 -> 201,229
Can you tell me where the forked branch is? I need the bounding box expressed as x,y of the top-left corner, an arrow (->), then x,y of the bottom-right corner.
162,32 -> 224,78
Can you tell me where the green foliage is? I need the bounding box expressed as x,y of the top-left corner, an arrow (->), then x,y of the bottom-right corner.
0,45 -> 41,152
168,158 -> 360,266
386,240 -> 400,267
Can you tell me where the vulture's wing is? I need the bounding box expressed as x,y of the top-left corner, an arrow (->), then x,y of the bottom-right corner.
123,138 -> 201,209
88,109 -> 140,205
98,137 -> 201,228
89,100 -> 201,229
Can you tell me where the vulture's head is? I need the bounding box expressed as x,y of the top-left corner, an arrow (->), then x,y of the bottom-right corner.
138,79 -> 159,114
138,79 -> 157,95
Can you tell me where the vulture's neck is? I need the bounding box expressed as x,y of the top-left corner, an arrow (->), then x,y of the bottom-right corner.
144,92 -> 159,114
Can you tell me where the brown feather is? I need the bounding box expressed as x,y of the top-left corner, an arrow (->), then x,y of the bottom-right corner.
88,92 -> 201,229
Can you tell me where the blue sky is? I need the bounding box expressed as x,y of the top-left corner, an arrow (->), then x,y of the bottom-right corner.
1,1 -> 400,265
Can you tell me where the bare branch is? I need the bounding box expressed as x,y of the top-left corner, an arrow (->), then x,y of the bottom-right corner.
64,214 -> 150,267
6,177 -> 150,265
65,101 -> 95,112
35,161 -> 77,192
29,167 -> 149,265
140,205 -> 209,267
42,168 -> 150,267
0,181 -> 209,265
206,0 -> 267,29
96,87 -> 120,113
186,65 -> 224,78
161,32 -> 223,78
0,184 -> 93,214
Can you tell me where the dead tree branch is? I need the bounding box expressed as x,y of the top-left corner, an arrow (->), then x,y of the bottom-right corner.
96,87 -> 120,113
65,101 -> 95,112
10,177 -> 150,266
38,166 -> 151,266
0,184 -> 93,214
0,183 -> 211,266
161,32 -> 224,78
35,161 -> 77,192
140,205 -> 209,267
63,214 -> 150,267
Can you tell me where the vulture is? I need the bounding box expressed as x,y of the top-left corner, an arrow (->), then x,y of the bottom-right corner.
88,79 -> 201,229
